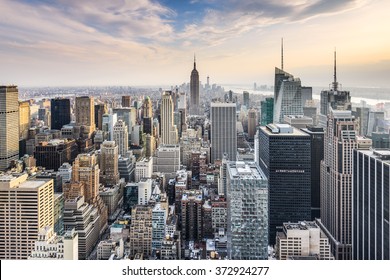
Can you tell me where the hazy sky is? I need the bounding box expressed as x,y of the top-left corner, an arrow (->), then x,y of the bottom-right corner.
0,0 -> 389,88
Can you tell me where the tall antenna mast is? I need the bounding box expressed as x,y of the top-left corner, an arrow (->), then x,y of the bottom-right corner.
332,49 -> 338,91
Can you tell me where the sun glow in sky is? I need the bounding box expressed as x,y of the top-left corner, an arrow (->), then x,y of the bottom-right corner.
0,0 -> 389,88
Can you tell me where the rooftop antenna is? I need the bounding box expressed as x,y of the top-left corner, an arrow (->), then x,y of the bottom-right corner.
281,38 -> 284,70
194,53 -> 196,69
332,48 -> 338,91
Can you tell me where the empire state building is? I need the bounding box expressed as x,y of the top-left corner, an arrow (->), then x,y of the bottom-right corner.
190,56 -> 199,115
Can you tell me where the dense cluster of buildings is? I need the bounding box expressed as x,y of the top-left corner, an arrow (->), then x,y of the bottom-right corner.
1,51 -> 390,261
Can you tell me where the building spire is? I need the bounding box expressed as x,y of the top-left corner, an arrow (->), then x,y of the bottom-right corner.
332,48 -> 338,91
194,53 -> 196,69
281,38 -> 284,70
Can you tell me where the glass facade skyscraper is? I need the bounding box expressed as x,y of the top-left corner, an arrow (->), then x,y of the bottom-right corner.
226,161 -> 268,260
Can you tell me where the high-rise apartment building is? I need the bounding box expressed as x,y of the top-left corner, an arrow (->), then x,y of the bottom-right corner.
129,205 -> 153,258
317,110 -> 357,260
226,161 -> 268,260
0,85 -> 19,171
113,120 -> 128,157
0,174 -> 54,259
135,157 -> 153,182
353,149 -> 390,260
160,91 -> 178,145
100,141 -> 120,186
190,56 -> 200,115
181,190 -> 203,241
273,68 -> 303,123
259,123 -> 311,244
51,98 -> 71,130
210,102 -> 237,163
75,96 -> 95,137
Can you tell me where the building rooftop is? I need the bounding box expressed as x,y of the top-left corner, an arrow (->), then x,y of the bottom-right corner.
261,123 -> 309,137
228,161 -> 267,180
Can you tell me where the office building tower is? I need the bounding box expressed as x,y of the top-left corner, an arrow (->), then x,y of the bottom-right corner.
243,91 -> 250,108
75,96 -> 95,137
72,154 -> 100,204
34,139 -> 78,171
129,205 -> 153,258
28,227 -> 78,260
152,203 -> 168,251
353,149 -> 390,260
353,107 -> 370,136
138,178 -> 153,205
284,115 -> 313,129
318,110 -> 357,260
100,141 -> 120,186
371,132 -> 390,149
367,111 -> 386,136
226,161 -> 268,260
135,157 -> 153,181
190,56 -> 200,115
275,221 -> 334,260
59,162 -> 72,185
210,102 -> 237,163
145,134 -> 156,158
0,174 -> 54,259
143,97 -> 153,135
113,120 -> 128,157
260,97 -> 274,125
122,96 -> 131,108
153,145 -> 181,180
181,190 -> 203,241
118,156 -> 135,183
63,196 -> 100,260
102,112 -> 117,141
301,86 -> 313,107
247,109 -> 257,140
94,103 -> 107,131
99,184 -> 121,218
19,100 -> 30,140
300,126 -> 324,220
259,124 -> 311,244
50,98 -> 71,129
319,52 -> 351,128
160,91 -> 178,145
53,193 -> 64,235
0,85 -> 19,171
273,68 -> 303,123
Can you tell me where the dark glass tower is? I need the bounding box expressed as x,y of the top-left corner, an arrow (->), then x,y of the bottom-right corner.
353,149 -> 389,260
51,98 -> 71,130
259,123 -> 311,244
301,126 -> 324,220
190,56 -> 199,115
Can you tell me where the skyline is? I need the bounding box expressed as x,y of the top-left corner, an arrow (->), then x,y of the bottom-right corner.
0,0 -> 390,88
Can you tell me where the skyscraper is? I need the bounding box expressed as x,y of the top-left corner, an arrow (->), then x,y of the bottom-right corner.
122,96 -> 131,108
353,149 -> 390,260
300,126 -> 324,220
247,109 -> 257,140
143,96 -> 153,135
113,120 -> 128,157
259,123 -> 311,244
317,110 -> 357,260
75,96 -> 95,137
51,98 -> 71,130
260,97 -> 274,125
160,91 -> 178,145
19,100 -> 30,140
226,161 -> 268,260
190,56 -> 200,115
100,141 -> 120,186
243,91 -> 250,108
94,103 -> 107,131
0,85 -> 19,171
210,102 -> 237,163
273,68 -> 303,123
72,154 -> 100,204
0,174 -> 54,259
319,51 -> 351,128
